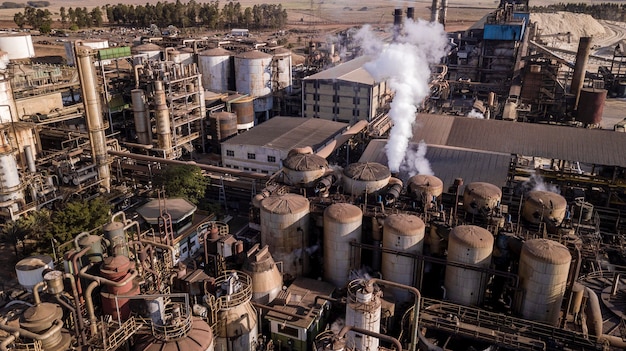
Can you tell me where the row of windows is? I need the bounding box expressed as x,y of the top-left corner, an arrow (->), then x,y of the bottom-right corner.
224,164 -> 271,174
311,94 -> 364,105
308,81 -> 363,92
304,105 -> 362,117
225,150 -> 276,163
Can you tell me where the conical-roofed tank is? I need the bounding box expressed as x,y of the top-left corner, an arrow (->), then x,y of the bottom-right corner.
444,225 -> 494,306
343,162 -> 391,195
407,174 -> 444,209
198,47 -> 233,93
131,43 -> 162,62
463,182 -> 502,215
382,213 -> 425,302
283,151 -> 328,187
345,279 -> 382,351
213,271 -> 258,351
522,190 -> 567,227
517,239 -> 571,325
99,255 -> 140,319
324,203 -> 363,288
242,244 -> 283,304
260,194 -> 310,278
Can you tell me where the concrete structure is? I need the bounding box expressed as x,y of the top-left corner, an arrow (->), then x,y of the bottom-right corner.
0,33 -> 35,59
345,279 -> 382,351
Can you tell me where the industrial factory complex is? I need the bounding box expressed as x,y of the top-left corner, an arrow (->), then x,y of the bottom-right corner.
1,0 -> 626,350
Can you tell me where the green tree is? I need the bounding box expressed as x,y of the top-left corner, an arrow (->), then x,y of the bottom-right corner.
90,6 -> 103,27
1,220 -> 29,258
49,198 -> 111,244
154,165 -> 209,205
59,6 -> 67,25
13,12 -> 25,28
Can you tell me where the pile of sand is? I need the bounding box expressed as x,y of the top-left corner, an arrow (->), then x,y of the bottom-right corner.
530,12 -> 606,46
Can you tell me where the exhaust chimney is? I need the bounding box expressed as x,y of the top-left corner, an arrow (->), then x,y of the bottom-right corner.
74,44 -> 111,192
440,0 -> 448,27
571,36 -> 592,109
393,8 -> 403,27
431,0 -> 439,23
407,7 -> 415,20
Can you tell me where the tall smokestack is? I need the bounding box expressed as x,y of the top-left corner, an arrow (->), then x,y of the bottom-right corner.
440,0 -> 448,27
154,80 -> 173,157
407,7 -> 415,20
431,0 -> 439,23
393,8 -> 403,40
74,44 -> 111,192
571,36 -> 592,109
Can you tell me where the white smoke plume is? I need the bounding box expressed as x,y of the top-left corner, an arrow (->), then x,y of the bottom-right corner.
523,172 -> 560,194
356,19 -> 448,173
467,109 -> 485,119
400,140 -> 434,177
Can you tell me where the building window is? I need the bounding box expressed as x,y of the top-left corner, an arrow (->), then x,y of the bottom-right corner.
353,97 -> 360,105
251,168 -> 257,172
278,324 -> 299,338
226,150 -> 234,157
313,93 -> 320,101
353,109 -> 360,117
314,105 -> 319,112
332,95 -> 340,103
247,153 -> 256,160
332,106 -> 339,114
268,156 -> 276,163
262,170 -> 269,174
233,166 -> 239,169
244,167 -> 250,171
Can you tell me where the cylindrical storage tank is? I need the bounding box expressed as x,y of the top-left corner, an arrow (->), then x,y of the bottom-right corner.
345,279 -> 381,351
209,111 -> 237,144
382,214 -> 425,302
178,47 -> 195,65
242,245 -> 283,304
576,88 -> 606,125
234,50 -> 273,112
131,89 -> 151,145
343,162 -> 391,195
272,47 -> 293,93
103,221 -> 128,257
260,194 -> 310,278
0,152 -> 25,212
0,50 -> 9,69
168,49 -> 181,63
43,270 -> 65,295
99,255 -> 140,319
131,43 -> 162,62
78,234 -> 104,263
154,80 -> 172,156
15,255 -> 54,291
0,33 -> 35,59
569,282 -> 585,316
134,317 -> 215,351
522,190 -> 567,227
283,152 -> 328,187
518,239 -> 571,325
198,47 -> 233,93
223,94 -> 255,131
324,203 -> 363,288
214,272 -> 258,351
444,225 -> 494,306
0,76 -> 19,122
463,182 -> 502,215
20,302 -> 71,351
407,174 -> 444,209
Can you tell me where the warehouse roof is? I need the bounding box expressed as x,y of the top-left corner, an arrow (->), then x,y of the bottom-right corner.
222,117 -> 347,152
412,114 -> 626,167
304,55 -> 376,85
360,140 -> 511,190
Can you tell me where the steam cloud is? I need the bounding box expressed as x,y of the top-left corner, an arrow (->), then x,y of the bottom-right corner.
400,140 -> 433,177
356,18 -> 448,173
523,172 -> 560,194
467,109 -> 485,119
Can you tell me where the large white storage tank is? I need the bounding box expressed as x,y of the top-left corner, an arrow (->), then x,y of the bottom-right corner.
324,203 -> 362,288
382,213 -> 425,302
343,162 -> 391,195
444,225 -> 494,306
0,74 -> 18,123
198,47 -> 233,93
518,239 -> 571,325
260,194 -> 310,278
15,255 -> 54,291
242,244 -> 283,304
463,182 -> 502,215
234,50 -> 273,113
271,47 -> 293,93
0,33 -> 35,59
132,43 -> 162,63
345,279 -> 382,351
522,190 -> 568,227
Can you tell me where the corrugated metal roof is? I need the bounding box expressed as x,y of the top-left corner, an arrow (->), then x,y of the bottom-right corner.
222,117 -> 347,152
304,55 -> 376,85
359,140 -> 511,191
413,114 -> 626,167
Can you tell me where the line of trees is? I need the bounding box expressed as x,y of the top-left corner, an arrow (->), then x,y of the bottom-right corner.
105,0 -> 288,30
13,5 -> 103,32
530,2 -> 626,22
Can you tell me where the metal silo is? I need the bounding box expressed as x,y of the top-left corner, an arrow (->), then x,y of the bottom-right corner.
260,194 -> 310,278
444,225 -> 494,306
345,279 -> 382,351
15,255 -> 54,292
214,271 -> 258,351
324,203 -> 362,288
229,95 -> 255,131
522,190 -> 567,228
132,43 -> 162,62
343,162 -> 391,195
234,50 -> 273,113
103,221 -> 128,257
242,244 -> 283,304
131,89 -> 152,145
0,75 -> 18,123
209,111 -> 237,147
272,47 -> 293,93
283,152 -> 329,187
576,88 -> 606,125
463,182 -> 502,215
99,255 -> 140,320
407,174 -> 444,209
517,239 -> 571,325
0,136 -> 24,215
382,213 -> 425,302
198,47 -> 234,93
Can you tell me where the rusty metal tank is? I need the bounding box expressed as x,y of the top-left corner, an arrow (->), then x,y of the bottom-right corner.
343,162 -> 391,195
283,151 -> 329,187
223,94 -> 255,131
271,47 -> 293,93
20,303 -> 71,351
103,221 -> 128,257
198,47 -> 234,93
576,88 -> 606,125
99,255 -> 139,319
234,50 -> 273,112
324,203 -> 363,288
463,182 -> 502,215
407,174 -> 444,209
260,194 -> 310,278
77,234 -> 104,263
209,111 -> 238,144
522,190 -> 567,227
242,244 -> 283,304
134,316 -> 215,351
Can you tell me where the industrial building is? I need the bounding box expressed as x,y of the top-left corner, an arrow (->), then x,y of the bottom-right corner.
1,1 -> 626,351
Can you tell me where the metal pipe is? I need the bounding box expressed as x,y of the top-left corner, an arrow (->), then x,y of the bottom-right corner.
0,318 -> 63,341
134,65 -> 144,89
85,280 -> 100,336
611,273 -> 621,296
368,278 -> 419,351
338,325 -> 403,351
32,281 -> 45,304
70,246 -> 91,296
571,37 -> 592,109
138,238 -> 176,269
0,332 -> 18,351
315,120 -> 368,159
430,0 -> 439,23
63,273 -> 86,343
53,295 -> 81,344
79,263 -> 138,287
74,231 -> 90,251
